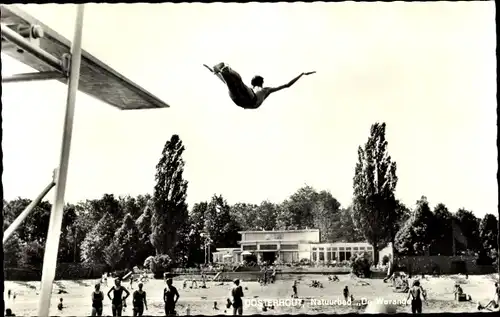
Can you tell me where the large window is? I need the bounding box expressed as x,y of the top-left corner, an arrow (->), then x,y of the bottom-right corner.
312,251 -> 317,262
346,247 -> 352,260
243,245 -> 257,251
281,244 -> 298,250
319,251 -> 325,261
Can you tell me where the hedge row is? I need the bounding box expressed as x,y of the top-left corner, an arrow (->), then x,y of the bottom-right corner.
4,268 -> 42,281
4,263 -> 109,281
55,263 -> 109,280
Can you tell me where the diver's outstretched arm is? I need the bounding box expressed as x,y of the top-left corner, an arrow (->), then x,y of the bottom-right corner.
268,71 -> 316,94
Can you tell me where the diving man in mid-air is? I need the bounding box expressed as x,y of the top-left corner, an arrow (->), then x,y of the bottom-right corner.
204,62 -> 315,110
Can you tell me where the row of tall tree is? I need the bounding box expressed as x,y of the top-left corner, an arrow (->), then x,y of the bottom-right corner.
350,122 -> 497,264
3,124 -> 498,273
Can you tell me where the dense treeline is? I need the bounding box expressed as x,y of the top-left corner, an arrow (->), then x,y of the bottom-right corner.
3,128 -> 498,277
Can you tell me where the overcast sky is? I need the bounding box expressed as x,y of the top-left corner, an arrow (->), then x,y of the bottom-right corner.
1,2 -> 497,217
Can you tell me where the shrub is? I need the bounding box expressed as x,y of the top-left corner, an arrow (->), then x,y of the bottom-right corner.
476,250 -> 494,266
382,255 -> 390,266
144,256 -> 155,271
299,258 -> 311,266
3,233 -> 22,267
151,254 -> 173,278
19,240 -> 45,269
351,252 -> 372,278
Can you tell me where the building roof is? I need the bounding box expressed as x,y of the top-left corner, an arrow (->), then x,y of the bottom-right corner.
238,229 -> 320,234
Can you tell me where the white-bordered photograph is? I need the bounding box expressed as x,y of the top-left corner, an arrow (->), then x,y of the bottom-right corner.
1,2 -> 497,316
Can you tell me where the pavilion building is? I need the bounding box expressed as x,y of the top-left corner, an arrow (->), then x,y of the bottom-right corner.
212,229 -> 392,265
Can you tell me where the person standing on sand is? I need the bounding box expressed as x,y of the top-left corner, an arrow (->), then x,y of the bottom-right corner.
164,278 -> 180,316
406,280 -> 427,314
231,279 -> 244,316
102,273 -> 108,287
343,286 -> 350,302
91,284 -> 104,316
107,278 -> 130,317
132,283 -> 148,317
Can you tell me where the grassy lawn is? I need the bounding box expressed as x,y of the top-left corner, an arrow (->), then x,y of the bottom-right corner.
4,273 -> 499,315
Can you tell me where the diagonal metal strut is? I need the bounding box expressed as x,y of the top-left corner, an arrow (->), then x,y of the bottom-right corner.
2,71 -> 66,83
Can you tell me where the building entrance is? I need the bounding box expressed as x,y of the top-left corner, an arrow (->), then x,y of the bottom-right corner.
262,251 -> 276,264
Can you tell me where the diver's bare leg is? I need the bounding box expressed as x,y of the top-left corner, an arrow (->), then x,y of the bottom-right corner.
204,64 -> 226,85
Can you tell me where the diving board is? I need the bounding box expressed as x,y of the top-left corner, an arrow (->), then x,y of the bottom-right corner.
1,4 -> 169,110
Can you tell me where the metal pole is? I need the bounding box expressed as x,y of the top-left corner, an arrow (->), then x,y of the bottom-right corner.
37,5 -> 85,317
2,71 -> 66,84
2,179 -> 56,244
1,26 -> 63,72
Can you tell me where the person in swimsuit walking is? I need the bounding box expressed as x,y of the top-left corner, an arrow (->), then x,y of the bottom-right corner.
292,280 -> 298,298
107,278 -> 130,317
91,284 -> 104,316
132,283 -> 148,317
231,279 -> 244,316
204,63 -> 316,110
406,280 -> 427,314
164,278 -> 180,316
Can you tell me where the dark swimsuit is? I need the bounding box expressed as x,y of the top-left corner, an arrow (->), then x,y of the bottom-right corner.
133,291 -> 146,315
215,63 -> 258,109
112,287 -> 125,305
93,291 -> 104,315
93,291 -> 104,307
164,286 -> 178,315
111,286 -> 125,316
409,287 -> 423,314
